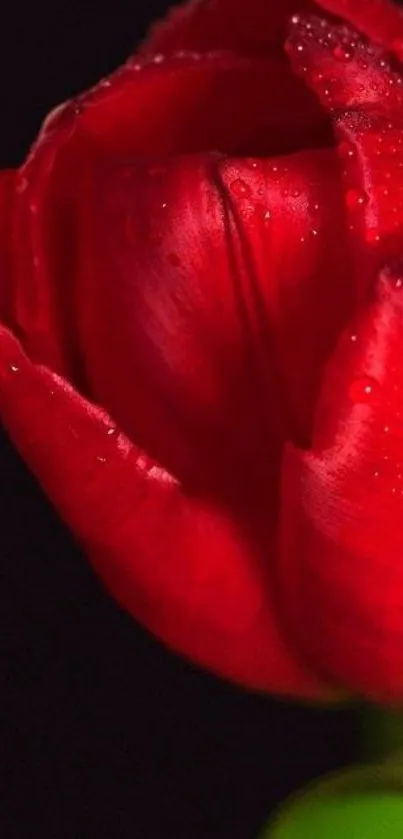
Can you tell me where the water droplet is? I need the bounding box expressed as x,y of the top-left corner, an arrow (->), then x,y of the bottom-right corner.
332,44 -> 352,61
350,334 -> 358,343
97,456 -> 107,463
161,202 -> 168,209
153,54 -> 164,64
339,141 -> 355,159
311,228 -> 319,237
167,252 -> 182,267
384,425 -> 390,433
9,364 -> 19,373
107,427 -> 117,436
346,188 -> 368,210
348,376 -> 379,403
374,470 -> 380,478
230,178 -> 252,198
366,229 -> 381,244
263,209 -> 272,222
381,261 -> 403,289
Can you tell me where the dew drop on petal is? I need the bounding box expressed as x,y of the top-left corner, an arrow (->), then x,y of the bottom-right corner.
332,44 -> 352,61
9,364 -> 19,373
348,376 -> 379,403
263,209 -> 272,222
365,228 -> 381,244
381,261 -> 403,289
230,178 -> 252,198
339,141 -> 355,159
346,188 -> 368,209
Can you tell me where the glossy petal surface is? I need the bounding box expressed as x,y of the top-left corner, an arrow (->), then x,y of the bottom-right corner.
75,148 -> 349,487
279,10 -> 403,702
316,0 -> 403,52
0,325 -> 334,698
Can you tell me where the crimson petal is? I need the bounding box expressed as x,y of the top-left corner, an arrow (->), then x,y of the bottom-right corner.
287,14 -> 403,296
315,0 -> 403,54
9,50 -> 330,378
279,262 -> 403,702
141,0 -> 316,58
0,325 -> 335,699
74,148 -> 350,487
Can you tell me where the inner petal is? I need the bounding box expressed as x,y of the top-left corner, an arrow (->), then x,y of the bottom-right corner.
72,146 -> 350,501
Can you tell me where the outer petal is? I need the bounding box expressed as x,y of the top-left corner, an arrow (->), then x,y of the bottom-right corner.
141,0 -> 316,58
279,262 -> 403,702
315,0 -> 403,54
9,50 -> 331,376
280,15 -> 403,701
286,14 -> 403,294
0,325 -> 336,699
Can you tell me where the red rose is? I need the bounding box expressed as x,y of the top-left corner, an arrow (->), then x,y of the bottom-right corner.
1,0 -> 403,703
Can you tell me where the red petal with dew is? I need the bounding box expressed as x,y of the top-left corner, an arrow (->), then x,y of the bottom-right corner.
142,0 -> 316,58
0,325 -> 337,699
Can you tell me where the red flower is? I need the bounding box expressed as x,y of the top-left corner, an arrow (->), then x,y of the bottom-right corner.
1,0 -> 403,703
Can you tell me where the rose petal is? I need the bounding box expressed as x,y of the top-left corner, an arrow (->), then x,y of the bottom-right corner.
78,52 -> 330,158
141,0 -> 316,58
72,145 -> 351,496
316,0 -> 403,54
287,14 -> 403,297
286,14 -> 403,114
279,261 -> 403,702
10,51 -> 330,376
0,324 -> 335,699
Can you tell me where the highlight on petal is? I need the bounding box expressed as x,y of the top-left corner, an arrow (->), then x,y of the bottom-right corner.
278,260 -> 403,702
0,325 -> 337,700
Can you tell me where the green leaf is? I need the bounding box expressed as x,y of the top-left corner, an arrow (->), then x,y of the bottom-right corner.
260,763 -> 403,839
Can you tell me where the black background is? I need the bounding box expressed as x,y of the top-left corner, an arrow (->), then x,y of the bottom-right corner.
0,3 -> 362,837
